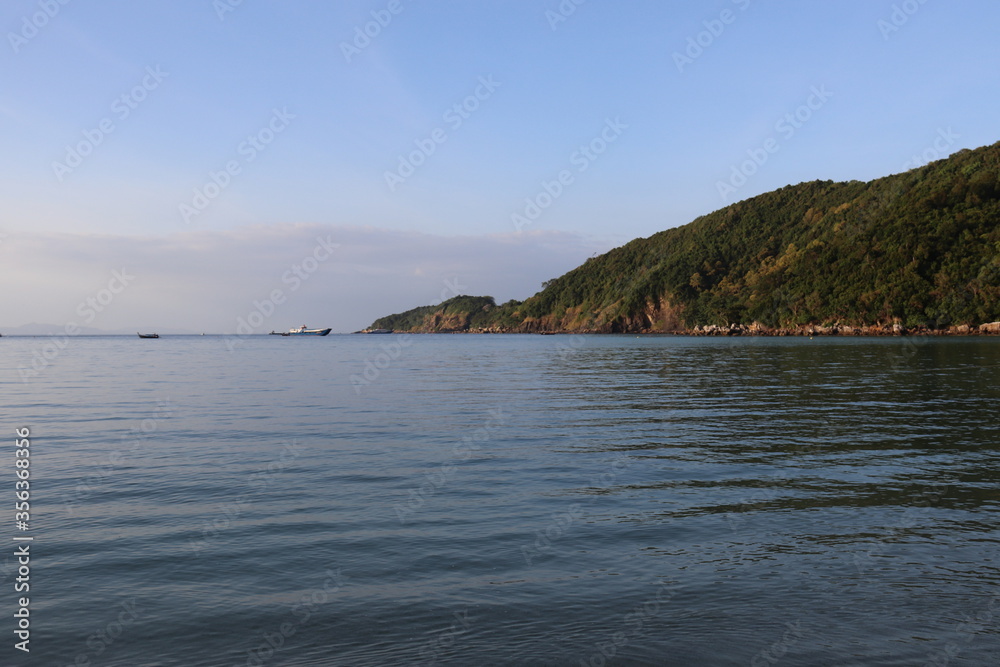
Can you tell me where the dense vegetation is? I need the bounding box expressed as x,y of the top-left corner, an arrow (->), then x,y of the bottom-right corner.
371,142 -> 1000,333
370,295 -> 500,332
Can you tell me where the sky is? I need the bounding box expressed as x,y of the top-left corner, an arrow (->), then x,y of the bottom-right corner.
2,0 -> 999,333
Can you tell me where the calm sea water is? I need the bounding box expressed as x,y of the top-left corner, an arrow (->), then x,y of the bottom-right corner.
1,334 -> 999,666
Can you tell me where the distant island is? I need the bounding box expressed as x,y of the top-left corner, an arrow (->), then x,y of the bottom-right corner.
370,141 -> 1000,336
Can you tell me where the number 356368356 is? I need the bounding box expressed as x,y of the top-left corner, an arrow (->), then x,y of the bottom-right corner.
15,427 -> 30,527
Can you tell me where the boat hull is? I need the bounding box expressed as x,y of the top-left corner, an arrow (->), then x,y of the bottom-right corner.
286,328 -> 331,336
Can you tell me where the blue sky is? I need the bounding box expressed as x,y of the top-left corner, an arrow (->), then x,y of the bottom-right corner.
2,0 -> 999,333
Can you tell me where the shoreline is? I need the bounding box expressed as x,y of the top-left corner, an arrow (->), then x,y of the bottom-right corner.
365,322 -> 1000,336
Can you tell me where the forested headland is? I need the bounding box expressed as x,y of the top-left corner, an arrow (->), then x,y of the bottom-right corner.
369,141 -> 1000,335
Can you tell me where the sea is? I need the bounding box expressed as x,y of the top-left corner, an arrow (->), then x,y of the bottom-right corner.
1,333 -> 999,666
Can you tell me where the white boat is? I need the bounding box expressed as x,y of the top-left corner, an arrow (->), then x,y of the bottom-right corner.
278,325 -> 331,337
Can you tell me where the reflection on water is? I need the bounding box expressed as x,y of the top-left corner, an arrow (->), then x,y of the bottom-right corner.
2,334 -> 998,665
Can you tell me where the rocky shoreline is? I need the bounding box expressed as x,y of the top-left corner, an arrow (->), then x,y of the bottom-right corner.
392,321 -> 1000,336
688,322 -> 1000,336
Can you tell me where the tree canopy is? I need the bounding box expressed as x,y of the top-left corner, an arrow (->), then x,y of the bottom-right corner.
371,141 -> 1000,333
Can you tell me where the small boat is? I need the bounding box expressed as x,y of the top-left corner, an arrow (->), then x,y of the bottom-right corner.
366,328 -> 393,334
137,333 -> 159,339
280,325 -> 331,337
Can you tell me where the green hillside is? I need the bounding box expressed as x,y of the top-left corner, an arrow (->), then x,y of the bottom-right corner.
370,295 -> 501,332
371,141 -> 1000,333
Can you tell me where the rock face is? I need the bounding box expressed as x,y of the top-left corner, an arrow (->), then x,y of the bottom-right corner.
689,323 -> 907,336
981,322 -> 1000,333
427,312 -> 471,333
610,298 -> 686,333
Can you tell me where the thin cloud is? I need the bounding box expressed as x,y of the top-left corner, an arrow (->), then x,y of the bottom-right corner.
2,225 -> 605,333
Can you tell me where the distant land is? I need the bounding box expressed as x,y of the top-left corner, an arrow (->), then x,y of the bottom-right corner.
370,141 -> 1000,335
